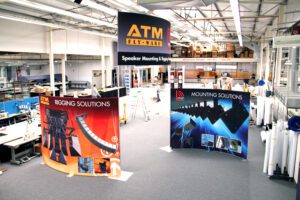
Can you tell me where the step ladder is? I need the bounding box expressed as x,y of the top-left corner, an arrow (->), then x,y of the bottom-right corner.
131,90 -> 150,122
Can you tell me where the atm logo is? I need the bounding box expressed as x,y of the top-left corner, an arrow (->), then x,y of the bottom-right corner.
176,90 -> 185,102
126,24 -> 163,47
41,96 -> 49,105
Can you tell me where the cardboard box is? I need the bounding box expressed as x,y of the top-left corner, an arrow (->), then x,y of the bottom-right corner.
227,51 -> 234,58
226,43 -> 234,51
212,51 -> 218,58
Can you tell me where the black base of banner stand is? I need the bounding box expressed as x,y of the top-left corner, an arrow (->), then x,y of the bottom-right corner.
269,165 -> 293,182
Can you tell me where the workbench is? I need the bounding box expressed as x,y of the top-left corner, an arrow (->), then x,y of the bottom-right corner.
0,120 -> 41,166
4,135 -> 40,165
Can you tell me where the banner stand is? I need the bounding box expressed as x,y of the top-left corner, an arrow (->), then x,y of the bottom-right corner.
170,88 -> 250,159
40,96 -> 121,177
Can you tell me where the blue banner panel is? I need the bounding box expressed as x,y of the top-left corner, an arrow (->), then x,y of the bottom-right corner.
170,88 -> 250,159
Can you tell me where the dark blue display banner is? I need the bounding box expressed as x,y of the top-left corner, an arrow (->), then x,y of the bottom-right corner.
170,89 -> 250,159
118,12 -> 171,65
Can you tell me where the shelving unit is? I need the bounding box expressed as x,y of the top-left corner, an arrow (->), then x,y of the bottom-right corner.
171,58 -> 258,82
68,81 -> 91,89
0,81 -> 35,101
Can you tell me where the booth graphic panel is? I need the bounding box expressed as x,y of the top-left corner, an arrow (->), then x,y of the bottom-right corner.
170,89 -> 250,159
40,96 -> 120,176
118,12 -> 171,65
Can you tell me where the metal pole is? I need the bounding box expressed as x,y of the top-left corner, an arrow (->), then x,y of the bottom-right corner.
264,43 -> 270,82
117,66 -> 120,98
274,47 -> 282,87
49,28 -> 55,96
259,42 -> 264,80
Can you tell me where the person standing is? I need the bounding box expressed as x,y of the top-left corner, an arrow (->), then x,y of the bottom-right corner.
92,84 -> 101,98
155,76 -> 161,102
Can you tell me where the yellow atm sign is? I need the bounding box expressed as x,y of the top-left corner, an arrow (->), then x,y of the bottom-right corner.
126,24 -> 163,47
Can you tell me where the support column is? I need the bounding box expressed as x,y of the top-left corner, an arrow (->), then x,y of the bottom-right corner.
274,4 -> 285,87
167,65 -> 171,83
61,54 -> 67,96
49,28 -> 55,96
101,38 -> 106,88
259,42 -> 264,80
145,67 -> 149,83
289,47 -> 299,93
274,47 -> 282,87
264,43 -> 270,82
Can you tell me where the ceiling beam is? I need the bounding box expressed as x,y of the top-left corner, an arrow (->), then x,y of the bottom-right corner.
261,4 -> 280,15
196,8 -> 219,33
172,9 -> 256,13
214,3 -> 231,35
178,15 -> 278,21
171,9 -> 206,35
252,0 -> 263,34
0,9 -> 117,39
218,0 -> 286,4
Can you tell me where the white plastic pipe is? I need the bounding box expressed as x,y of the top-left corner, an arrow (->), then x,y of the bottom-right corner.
268,127 -> 276,176
281,130 -> 289,174
256,96 -> 265,126
294,135 -> 300,183
288,130 -> 298,178
275,121 -> 284,169
263,130 -> 271,174
264,98 -> 273,125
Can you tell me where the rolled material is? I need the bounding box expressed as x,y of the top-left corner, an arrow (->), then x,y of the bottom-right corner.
260,130 -> 266,142
288,130 -> 298,178
294,136 -> 300,183
281,130 -> 289,174
268,127 -> 277,176
256,96 -> 265,126
275,121 -> 284,169
263,131 -> 271,174
264,98 -> 273,126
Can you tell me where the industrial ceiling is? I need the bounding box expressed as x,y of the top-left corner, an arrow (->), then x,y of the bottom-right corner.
0,0 -> 291,46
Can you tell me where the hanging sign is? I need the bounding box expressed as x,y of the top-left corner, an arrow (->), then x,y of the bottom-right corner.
118,12 -> 171,65
40,96 -> 121,176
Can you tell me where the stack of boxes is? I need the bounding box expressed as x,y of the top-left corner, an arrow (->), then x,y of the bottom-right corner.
202,45 -> 212,58
171,43 -> 254,58
187,46 -> 193,58
212,44 -> 218,58
181,47 -> 188,57
226,43 -> 235,58
194,46 -> 201,58
239,47 -> 254,58
217,43 -> 226,58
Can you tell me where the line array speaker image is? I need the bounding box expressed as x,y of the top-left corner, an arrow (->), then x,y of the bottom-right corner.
76,114 -> 117,153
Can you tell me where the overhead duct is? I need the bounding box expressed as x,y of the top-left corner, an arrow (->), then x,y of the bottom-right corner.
137,0 -> 218,10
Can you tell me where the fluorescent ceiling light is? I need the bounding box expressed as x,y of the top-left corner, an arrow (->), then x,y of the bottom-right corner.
117,0 -> 148,12
171,41 -> 188,47
230,0 -> 243,46
70,0 -> 118,16
106,0 -> 148,13
0,13 -> 117,39
153,10 -> 180,24
8,0 -> 117,28
171,32 -> 181,39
